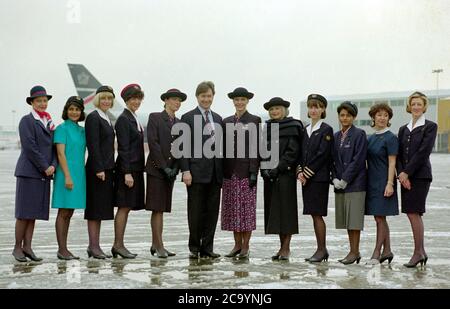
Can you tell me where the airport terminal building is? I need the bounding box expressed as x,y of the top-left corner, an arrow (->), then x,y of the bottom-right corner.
300,89 -> 450,153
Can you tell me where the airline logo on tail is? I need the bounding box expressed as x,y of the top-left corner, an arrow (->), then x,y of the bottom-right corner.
67,63 -> 122,123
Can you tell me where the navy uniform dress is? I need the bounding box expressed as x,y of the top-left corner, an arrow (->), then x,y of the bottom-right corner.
297,120 -> 333,216
397,116 -> 437,214
15,112 -> 57,220
115,108 -> 145,210
84,110 -> 116,220
365,130 -> 399,216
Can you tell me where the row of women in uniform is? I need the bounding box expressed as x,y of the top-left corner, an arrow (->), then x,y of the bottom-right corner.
12,83 -> 436,269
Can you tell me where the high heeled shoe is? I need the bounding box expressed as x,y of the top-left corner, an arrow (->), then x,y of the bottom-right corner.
150,246 -> 168,258
225,249 -> 241,258
403,256 -> 425,268
165,249 -> 176,257
87,248 -> 106,259
57,252 -> 77,260
12,251 -> 27,262
309,252 -> 329,263
236,250 -> 249,259
271,254 -> 280,261
339,255 -> 361,265
379,253 -> 394,264
23,250 -> 43,262
111,247 -> 137,259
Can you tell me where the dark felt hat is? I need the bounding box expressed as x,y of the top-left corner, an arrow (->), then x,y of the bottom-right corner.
337,101 -> 358,117
160,88 -> 187,102
263,97 -> 290,110
96,85 -> 115,98
307,93 -> 327,108
26,85 -> 52,105
65,96 -> 84,110
227,87 -> 254,99
121,84 -> 143,102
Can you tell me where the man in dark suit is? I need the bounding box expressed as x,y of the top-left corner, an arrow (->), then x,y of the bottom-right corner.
180,81 -> 223,259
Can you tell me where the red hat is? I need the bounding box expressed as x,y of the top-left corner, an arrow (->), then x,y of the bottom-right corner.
121,84 -> 144,102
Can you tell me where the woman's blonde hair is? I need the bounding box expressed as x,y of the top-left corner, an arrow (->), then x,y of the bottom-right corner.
92,92 -> 115,109
269,106 -> 289,119
406,91 -> 428,113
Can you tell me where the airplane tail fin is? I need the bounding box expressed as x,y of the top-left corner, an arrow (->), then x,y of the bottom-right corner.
67,64 -> 102,100
67,63 -> 123,122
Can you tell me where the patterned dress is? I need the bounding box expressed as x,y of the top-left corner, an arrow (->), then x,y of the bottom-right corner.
221,115 -> 257,232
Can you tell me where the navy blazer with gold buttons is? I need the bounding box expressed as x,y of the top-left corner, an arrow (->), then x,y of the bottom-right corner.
397,119 -> 437,181
297,122 -> 334,183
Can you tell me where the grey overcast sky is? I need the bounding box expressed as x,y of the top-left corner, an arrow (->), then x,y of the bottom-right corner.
1,0 -> 449,126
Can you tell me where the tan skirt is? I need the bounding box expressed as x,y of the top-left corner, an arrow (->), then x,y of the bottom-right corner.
335,192 -> 366,230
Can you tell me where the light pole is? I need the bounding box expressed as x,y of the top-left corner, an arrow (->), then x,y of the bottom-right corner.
432,69 -> 443,152
11,110 -> 16,132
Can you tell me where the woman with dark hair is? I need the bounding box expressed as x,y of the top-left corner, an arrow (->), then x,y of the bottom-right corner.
222,87 -> 261,260
332,101 -> 367,265
112,84 -> 146,259
365,103 -> 399,265
52,96 -> 86,260
261,97 -> 303,261
146,88 -> 186,258
13,85 -> 56,262
85,85 -> 116,259
397,91 -> 437,268
297,94 -> 333,263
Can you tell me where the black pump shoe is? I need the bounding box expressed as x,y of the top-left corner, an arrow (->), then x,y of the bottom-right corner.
379,253 -> 394,264
111,247 -> 137,259
309,252 -> 329,263
23,250 -> 42,262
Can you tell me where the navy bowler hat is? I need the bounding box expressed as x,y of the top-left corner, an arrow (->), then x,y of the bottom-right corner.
228,87 -> 254,99
161,88 -> 187,102
307,94 -> 327,108
96,85 -> 115,98
263,97 -> 290,110
26,85 -> 52,105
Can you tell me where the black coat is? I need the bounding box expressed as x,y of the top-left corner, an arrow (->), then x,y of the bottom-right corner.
262,117 -> 303,234
146,110 -> 179,179
261,117 -> 303,173
179,107 -> 223,184
115,109 -> 145,173
397,120 -> 437,180
297,122 -> 333,183
85,110 -> 115,173
223,111 -> 261,179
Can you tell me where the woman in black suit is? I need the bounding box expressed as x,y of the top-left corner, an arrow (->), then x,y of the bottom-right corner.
297,94 -> 333,263
84,86 -> 116,259
146,89 -> 186,258
112,84 -> 146,259
397,91 -> 437,267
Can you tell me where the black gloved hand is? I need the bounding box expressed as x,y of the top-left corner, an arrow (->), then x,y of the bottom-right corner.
268,168 -> 279,179
249,173 -> 257,187
261,170 -> 270,179
163,167 -> 177,181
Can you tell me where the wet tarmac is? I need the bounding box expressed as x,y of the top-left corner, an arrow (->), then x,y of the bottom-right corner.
0,149 -> 449,289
